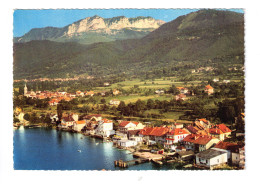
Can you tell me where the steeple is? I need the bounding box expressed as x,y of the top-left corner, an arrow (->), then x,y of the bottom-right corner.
24,83 -> 28,95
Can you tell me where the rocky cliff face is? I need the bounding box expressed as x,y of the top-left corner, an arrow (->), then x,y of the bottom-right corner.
14,15 -> 165,44
65,16 -> 165,36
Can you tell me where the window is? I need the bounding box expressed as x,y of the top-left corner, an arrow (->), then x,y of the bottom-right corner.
217,159 -> 219,163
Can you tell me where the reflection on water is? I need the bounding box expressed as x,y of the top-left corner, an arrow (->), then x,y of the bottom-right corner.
13,128 -> 180,170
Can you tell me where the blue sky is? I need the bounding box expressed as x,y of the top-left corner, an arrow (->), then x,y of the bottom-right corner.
13,9 -> 244,37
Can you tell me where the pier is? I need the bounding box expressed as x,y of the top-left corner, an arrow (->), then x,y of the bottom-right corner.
114,158 -> 149,168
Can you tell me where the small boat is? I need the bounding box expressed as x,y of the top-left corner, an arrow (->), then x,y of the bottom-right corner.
96,143 -> 99,145
77,150 -> 82,153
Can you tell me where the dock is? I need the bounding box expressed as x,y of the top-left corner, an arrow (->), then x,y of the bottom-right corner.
114,158 -> 149,168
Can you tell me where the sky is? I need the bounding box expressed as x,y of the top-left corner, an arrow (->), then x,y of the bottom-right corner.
13,9 -> 244,37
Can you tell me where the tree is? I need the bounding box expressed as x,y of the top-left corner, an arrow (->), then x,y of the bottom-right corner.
100,98 -> 106,104
57,104 -> 63,121
23,113 -> 30,121
146,99 -> 155,109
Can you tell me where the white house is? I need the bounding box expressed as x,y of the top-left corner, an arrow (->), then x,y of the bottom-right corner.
118,121 -> 145,132
60,116 -> 75,129
196,148 -> 228,169
110,99 -> 120,105
73,120 -> 86,132
165,128 -> 190,150
50,114 -> 58,124
94,119 -> 115,138
117,139 -> 138,147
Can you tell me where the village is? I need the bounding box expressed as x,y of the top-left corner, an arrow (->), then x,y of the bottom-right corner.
13,82 -> 245,170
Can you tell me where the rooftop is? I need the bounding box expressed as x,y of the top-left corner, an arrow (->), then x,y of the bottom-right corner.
196,149 -> 227,159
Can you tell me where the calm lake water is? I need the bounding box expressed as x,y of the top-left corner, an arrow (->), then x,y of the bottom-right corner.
13,127 -> 183,170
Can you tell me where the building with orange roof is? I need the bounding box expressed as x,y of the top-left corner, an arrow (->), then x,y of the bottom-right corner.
194,118 -> 212,129
118,121 -> 145,132
164,128 -> 190,150
73,120 -> 87,132
183,134 -> 220,153
209,128 -> 225,141
214,124 -> 232,139
176,87 -> 189,94
139,127 -> 169,145
113,89 -> 120,95
205,84 -> 214,95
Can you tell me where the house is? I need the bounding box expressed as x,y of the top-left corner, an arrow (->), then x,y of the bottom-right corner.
110,99 -> 120,105
223,80 -> 230,84
209,128 -> 225,141
164,128 -> 189,149
85,91 -> 95,96
139,127 -> 169,145
16,112 -> 24,123
205,85 -> 214,95
239,147 -> 245,169
117,139 -> 138,147
214,141 -> 244,167
104,82 -> 110,86
155,89 -> 164,94
195,118 -> 212,129
118,121 -> 145,133
175,94 -> 187,101
60,116 -> 75,129
214,124 -> 232,139
177,87 -> 189,94
213,78 -> 219,82
94,118 -> 115,138
48,98 -> 59,106
73,120 -> 86,132
183,134 -> 220,153
50,114 -> 58,124
113,89 -> 120,95
84,120 -> 98,135
196,148 -> 228,169
186,126 -> 200,134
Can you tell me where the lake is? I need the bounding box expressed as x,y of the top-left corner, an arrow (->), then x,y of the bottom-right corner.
13,127 -> 183,170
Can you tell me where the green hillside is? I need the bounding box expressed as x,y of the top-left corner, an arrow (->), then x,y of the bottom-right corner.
13,9 -> 244,80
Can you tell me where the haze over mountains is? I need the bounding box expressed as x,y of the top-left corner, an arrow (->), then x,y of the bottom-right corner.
13,9 -> 244,80
14,15 -> 165,45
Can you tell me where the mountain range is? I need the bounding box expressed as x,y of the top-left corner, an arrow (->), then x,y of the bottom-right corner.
14,15 -> 165,45
13,9 -> 244,80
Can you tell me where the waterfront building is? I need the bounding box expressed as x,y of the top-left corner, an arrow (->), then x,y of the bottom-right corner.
139,127 -> 169,145
73,120 -> 87,132
196,148 -> 228,169
94,119 -> 115,138
164,128 -> 189,150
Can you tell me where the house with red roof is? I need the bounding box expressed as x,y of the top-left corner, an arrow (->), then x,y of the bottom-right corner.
177,87 -> 189,94
183,134 -> 220,153
209,128 -> 225,141
213,141 -> 244,166
113,89 -> 120,95
139,127 -> 169,145
205,84 -> 214,95
164,128 -> 190,150
73,120 -> 87,132
118,121 -> 144,132
214,124 -> 232,139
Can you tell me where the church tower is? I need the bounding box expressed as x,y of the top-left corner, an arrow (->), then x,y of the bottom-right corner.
24,83 -> 28,96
